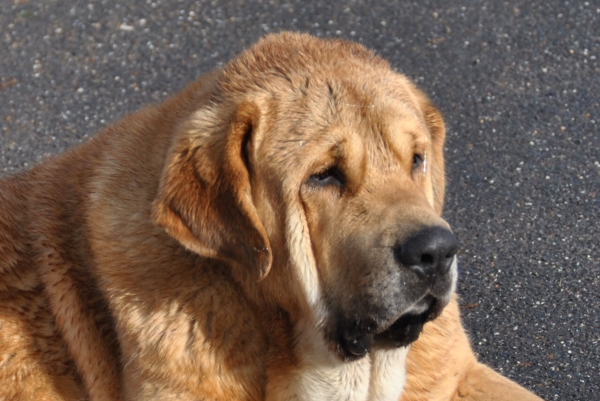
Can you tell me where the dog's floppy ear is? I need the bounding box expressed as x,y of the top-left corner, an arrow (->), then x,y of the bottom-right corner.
152,102 -> 272,278
419,94 -> 447,215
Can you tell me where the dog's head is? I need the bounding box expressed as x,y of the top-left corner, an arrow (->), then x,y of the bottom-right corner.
153,33 -> 458,361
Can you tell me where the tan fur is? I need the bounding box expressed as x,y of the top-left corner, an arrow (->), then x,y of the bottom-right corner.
0,32 -> 542,401
401,299 -> 543,401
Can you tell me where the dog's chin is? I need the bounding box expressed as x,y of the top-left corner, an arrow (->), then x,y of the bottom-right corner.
336,297 -> 444,361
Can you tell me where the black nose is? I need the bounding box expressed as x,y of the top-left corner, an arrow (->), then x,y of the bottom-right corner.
395,227 -> 459,279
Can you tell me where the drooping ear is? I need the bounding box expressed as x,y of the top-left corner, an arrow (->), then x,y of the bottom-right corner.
419,94 -> 447,215
152,102 -> 272,278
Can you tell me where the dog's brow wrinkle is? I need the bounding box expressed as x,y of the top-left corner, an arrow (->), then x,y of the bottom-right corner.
272,66 -> 293,85
327,81 -> 334,96
187,318 -> 198,350
342,103 -> 375,109
206,310 -> 215,339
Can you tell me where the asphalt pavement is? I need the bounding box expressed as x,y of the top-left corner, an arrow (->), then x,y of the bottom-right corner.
1,1 -> 598,400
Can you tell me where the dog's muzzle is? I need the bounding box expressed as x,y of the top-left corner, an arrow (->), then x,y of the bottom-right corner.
338,226 -> 459,360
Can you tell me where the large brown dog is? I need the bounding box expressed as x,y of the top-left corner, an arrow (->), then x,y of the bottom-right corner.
0,33 -> 542,401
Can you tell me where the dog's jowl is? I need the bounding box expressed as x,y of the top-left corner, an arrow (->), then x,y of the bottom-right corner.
0,33 -> 543,401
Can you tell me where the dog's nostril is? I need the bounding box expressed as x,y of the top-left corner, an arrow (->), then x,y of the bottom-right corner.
395,226 -> 459,279
420,254 -> 434,265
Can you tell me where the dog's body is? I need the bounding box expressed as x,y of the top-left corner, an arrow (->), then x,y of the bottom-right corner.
0,33 -> 542,401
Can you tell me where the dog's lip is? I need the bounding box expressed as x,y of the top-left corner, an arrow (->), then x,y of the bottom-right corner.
336,296 -> 441,360
373,295 -> 439,334
372,296 -> 441,348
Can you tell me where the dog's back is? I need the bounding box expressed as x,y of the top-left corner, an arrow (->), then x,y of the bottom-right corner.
0,110 -> 161,400
0,167 -> 88,399
0,113 -> 158,401
0,72 -> 230,401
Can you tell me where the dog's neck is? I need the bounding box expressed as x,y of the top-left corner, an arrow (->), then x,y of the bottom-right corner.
265,316 -> 408,401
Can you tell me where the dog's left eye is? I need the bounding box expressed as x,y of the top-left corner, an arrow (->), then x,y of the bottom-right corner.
308,166 -> 345,188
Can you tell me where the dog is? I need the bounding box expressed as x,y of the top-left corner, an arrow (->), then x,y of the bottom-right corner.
0,32 -> 543,401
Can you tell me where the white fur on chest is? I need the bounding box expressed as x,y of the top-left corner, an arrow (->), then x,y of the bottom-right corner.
367,347 -> 409,401
267,325 -> 408,401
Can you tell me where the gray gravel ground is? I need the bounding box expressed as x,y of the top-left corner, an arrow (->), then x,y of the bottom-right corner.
1,1 -> 598,400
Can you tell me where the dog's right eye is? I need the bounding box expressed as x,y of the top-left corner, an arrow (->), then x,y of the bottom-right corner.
308,166 -> 345,188
412,154 -> 424,171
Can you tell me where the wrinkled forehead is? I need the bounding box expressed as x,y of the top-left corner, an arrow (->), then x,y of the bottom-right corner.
255,70 -> 430,177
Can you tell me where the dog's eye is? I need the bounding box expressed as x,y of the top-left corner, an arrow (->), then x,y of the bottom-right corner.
308,166 -> 345,188
412,154 -> 424,172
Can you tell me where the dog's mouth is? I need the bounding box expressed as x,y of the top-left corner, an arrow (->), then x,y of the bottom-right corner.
373,296 -> 441,348
336,296 -> 443,361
